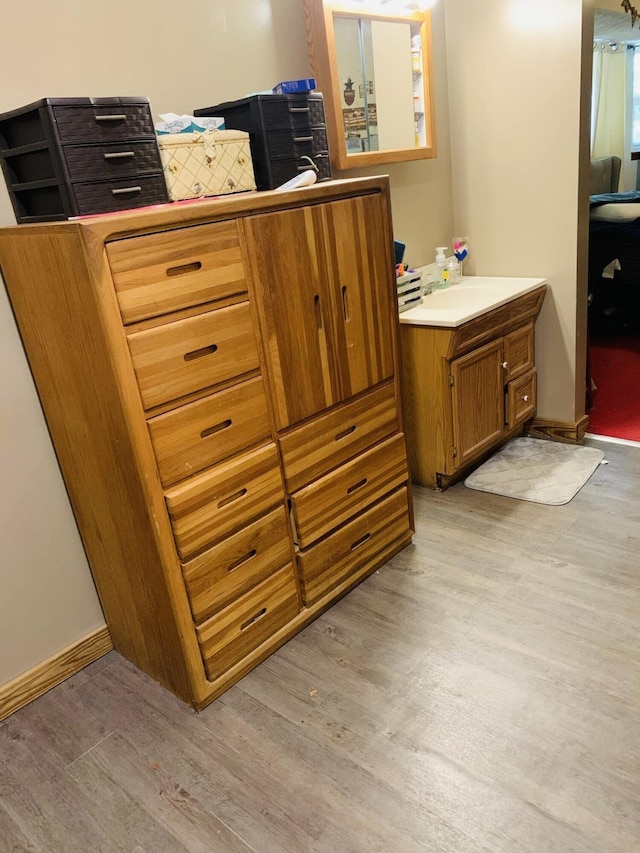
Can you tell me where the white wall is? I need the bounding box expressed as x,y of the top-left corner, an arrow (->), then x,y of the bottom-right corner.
444,0 -> 592,424
0,0 -> 453,687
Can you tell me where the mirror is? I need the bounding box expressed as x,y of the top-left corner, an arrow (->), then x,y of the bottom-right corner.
303,1 -> 436,170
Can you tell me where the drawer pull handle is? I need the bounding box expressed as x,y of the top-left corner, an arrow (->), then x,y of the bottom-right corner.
201,419 -> 232,438
501,361 -> 508,369
111,186 -> 142,195
290,107 -> 311,113
351,533 -> 371,551
335,424 -> 356,442
314,294 -> 323,329
95,114 -> 127,122
184,343 -> 218,361
103,151 -> 134,160
167,261 -> 202,277
228,549 -> 257,573
241,608 -> 267,631
347,477 -> 367,495
523,394 -> 530,402
217,488 -> 247,509
294,135 -> 313,143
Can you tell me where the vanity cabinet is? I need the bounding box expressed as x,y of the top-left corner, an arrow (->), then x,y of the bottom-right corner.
0,176 -> 413,710
401,286 -> 546,489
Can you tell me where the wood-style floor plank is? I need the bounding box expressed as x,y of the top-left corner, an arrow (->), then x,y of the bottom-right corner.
1,437 -> 638,852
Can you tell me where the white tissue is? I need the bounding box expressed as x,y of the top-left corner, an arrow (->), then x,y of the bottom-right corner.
602,258 -> 621,279
155,113 -> 225,134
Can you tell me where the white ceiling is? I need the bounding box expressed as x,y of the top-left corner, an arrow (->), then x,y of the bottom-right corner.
595,9 -> 640,44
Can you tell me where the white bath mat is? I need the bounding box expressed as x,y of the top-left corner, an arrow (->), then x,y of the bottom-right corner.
464,437 -> 605,505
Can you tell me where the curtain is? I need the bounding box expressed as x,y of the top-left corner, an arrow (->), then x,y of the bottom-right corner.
591,45 -> 635,191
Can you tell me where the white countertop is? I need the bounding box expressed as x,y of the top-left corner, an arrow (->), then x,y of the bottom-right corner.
399,276 -> 547,328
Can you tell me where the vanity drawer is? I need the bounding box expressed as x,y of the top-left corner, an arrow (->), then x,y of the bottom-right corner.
127,302 -> 259,410
196,563 -> 300,682
298,487 -> 412,606
279,382 -> 399,492
148,376 -> 271,487
182,505 -> 292,624
107,220 -> 247,323
165,443 -> 284,560
507,368 -> 537,427
503,322 -> 534,382
290,433 -> 408,549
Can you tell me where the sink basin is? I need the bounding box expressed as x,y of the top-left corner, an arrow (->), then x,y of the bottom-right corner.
399,276 -> 547,328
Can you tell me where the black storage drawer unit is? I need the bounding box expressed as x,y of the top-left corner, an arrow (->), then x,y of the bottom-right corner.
194,93 -> 331,191
0,97 -> 168,223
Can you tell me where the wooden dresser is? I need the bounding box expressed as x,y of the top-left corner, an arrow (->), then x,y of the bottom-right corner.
0,176 -> 413,710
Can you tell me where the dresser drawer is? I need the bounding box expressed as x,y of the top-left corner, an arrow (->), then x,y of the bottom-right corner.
148,377 -> 271,487
503,322 -> 534,382
297,487 -> 412,605
165,443 -> 285,560
127,301 -> 260,410
53,102 -> 155,143
291,433 -> 409,548
71,174 -> 168,216
182,505 -> 292,623
507,368 -> 537,427
279,383 -> 399,492
63,140 -> 163,181
107,220 -> 247,323
196,563 -> 300,682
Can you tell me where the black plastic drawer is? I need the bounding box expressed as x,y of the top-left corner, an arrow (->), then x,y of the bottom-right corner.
260,97 -> 326,130
268,154 -> 331,187
71,173 -> 168,214
63,140 -> 163,181
53,104 -> 155,143
266,127 -> 328,161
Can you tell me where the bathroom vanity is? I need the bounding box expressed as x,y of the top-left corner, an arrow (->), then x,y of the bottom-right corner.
399,277 -> 547,489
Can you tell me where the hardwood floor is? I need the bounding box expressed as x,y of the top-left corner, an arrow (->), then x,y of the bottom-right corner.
2,437 -> 639,852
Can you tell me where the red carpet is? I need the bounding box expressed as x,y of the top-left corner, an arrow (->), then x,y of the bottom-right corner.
588,336 -> 640,441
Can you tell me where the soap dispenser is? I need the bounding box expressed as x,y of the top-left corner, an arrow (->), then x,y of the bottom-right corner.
434,246 -> 449,288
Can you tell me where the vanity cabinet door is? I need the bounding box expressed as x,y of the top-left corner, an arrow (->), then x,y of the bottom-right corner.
449,339 -> 505,472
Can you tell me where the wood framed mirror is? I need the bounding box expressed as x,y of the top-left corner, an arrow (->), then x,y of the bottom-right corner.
302,0 -> 436,170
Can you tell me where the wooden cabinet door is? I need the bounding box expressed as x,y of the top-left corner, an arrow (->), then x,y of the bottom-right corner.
244,206 -> 340,430
449,339 -> 505,473
323,195 -> 395,401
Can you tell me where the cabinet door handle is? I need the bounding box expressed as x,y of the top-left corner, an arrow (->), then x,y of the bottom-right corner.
184,343 -> 217,361
200,419 -> 232,438
335,424 -> 356,441
342,285 -> 350,322
111,186 -> 142,195
103,151 -> 134,160
347,477 -> 367,495
501,361 -> 508,369
351,532 -> 371,551
523,394 -> 530,402
314,294 -> 323,329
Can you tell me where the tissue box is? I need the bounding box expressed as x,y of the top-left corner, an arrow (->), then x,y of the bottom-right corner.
157,129 -> 256,201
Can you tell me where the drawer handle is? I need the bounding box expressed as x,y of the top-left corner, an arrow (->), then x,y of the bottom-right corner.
228,549 -> 257,573
290,107 -> 311,113
523,394 -> 530,402
217,488 -> 247,509
167,261 -> 202,277
184,343 -> 218,361
501,361 -> 508,369
351,532 -> 371,551
95,114 -> 127,122
201,419 -> 232,438
314,294 -> 323,329
294,135 -> 313,143
335,424 -> 356,442
103,151 -> 135,160
347,477 -> 368,495
111,186 -> 142,195
241,608 -> 267,631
